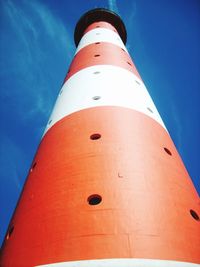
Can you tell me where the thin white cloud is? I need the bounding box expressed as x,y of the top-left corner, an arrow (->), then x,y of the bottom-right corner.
125,0 -> 138,51
2,0 -> 74,124
29,1 -> 73,59
3,0 -> 35,64
128,1 -> 137,25
108,0 -> 119,14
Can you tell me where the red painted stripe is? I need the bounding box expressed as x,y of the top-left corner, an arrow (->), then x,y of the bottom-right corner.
64,42 -> 141,82
1,107 -> 199,266
83,21 -> 118,35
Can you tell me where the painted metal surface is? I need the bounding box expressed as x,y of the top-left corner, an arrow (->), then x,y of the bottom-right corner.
1,8 -> 199,267
36,258 -> 200,267
74,9 -> 127,46
44,65 -> 166,134
83,21 -> 118,35
76,26 -> 128,53
64,41 -> 141,82
1,107 -> 200,266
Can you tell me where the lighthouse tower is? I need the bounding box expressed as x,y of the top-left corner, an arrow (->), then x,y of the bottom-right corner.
1,8 -> 199,267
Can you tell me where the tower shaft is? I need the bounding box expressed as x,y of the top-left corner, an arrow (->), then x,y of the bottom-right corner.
1,8 -> 199,267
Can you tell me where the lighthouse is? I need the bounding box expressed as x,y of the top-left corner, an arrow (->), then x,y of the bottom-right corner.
0,7 -> 199,267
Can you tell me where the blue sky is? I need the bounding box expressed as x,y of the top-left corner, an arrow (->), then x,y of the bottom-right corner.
0,0 -> 199,246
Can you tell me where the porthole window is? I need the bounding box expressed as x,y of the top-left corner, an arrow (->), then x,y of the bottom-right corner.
88,194 -> 102,205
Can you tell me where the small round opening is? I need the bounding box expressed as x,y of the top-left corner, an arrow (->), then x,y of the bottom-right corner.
147,107 -> 153,113
93,71 -> 100,74
67,69 -> 70,73
94,54 -> 100,57
90,133 -> 101,140
135,80 -> 140,85
48,119 -> 52,125
30,162 -> 37,172
59,90 -> 63,95
88,194 -> 102,205
121,48 -> 125,52
127,62 -> 132,66
96,26 -> 100,28
164,147 -> 172,156
92,96 -> 101,100
95,42 -> 100,44
190,210 -> 199,221
6,225 -> 14,240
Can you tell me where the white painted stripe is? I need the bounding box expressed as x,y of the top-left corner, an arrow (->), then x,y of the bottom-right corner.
43,65 -> 166,135
36,258 -> 200,267
76,28 -> 128,54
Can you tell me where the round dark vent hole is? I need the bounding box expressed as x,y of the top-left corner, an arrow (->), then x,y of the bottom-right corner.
127,61 -> 132,66
90,133 -> 101,140
88,194 -> 102,205
190,209 -> 199,221
147,107 -> 153,113
92,96 -> 101,100
95,42 -> 100,44
6,225 -> 14,240
135,80 -> 140,85
164,147 -> 172,156
30,162 -> 37,172
94,54 -> 100,57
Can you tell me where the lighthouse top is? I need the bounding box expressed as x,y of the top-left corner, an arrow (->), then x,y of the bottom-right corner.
74,8 -> 127,47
